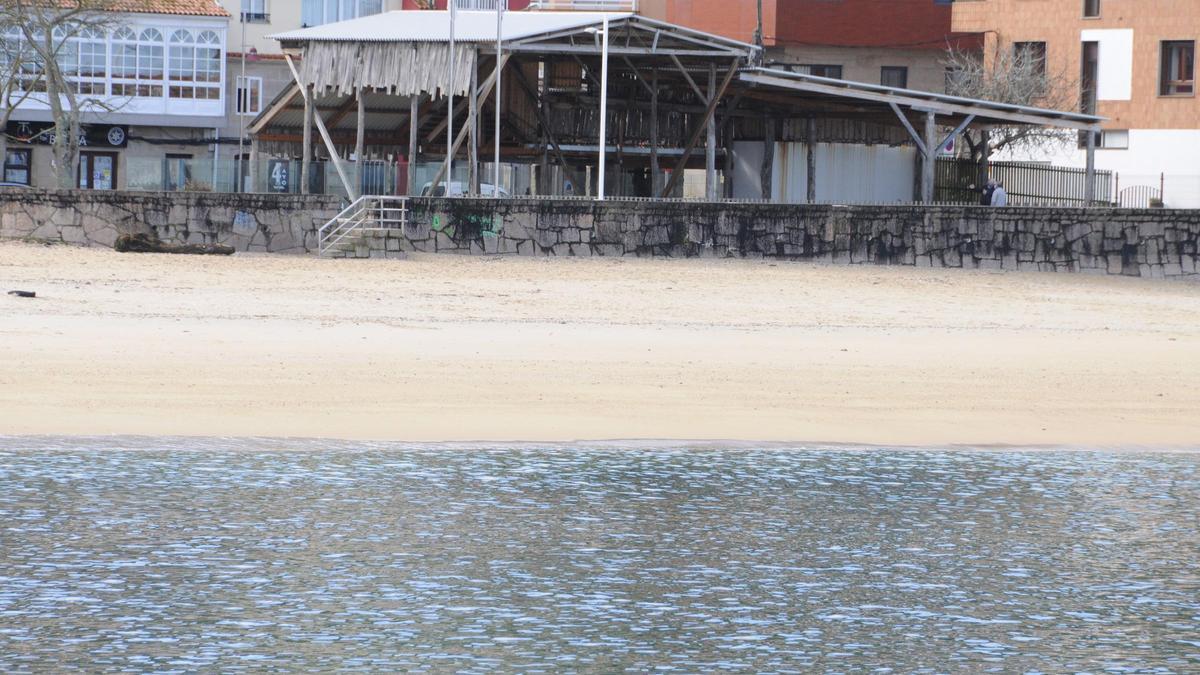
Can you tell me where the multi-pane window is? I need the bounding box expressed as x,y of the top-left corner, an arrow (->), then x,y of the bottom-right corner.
242,0 -> 269,22
236,75 -> 263,115
195,31 -> 221,100
1160,40 -> 1195,96
301,0 -> 384,27
75,28 -> 107,95
800,64 -> 842,79
880,66 -> 908,88
1080,41 -> 1099,114
169,29 -> 196,98
3,149 -> 32,185
1013,41 -> 1047,80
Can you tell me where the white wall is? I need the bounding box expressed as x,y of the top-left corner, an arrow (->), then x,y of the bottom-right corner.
996,129 -> 1200,208
1081,28 -> 1134,101
734,142 -> 918,203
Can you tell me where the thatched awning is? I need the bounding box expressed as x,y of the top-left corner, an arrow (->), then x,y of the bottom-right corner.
301,41 -> 476,98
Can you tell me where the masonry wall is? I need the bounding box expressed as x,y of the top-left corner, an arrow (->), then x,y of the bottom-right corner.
0,189 -> 341,253
1,189 -> 1198,279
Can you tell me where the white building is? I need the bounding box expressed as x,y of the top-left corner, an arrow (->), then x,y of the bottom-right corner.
3,1 -> 231,191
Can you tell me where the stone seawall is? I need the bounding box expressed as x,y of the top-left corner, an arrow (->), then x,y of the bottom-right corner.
0,188 -> 341,254
2,190 -> 1198,278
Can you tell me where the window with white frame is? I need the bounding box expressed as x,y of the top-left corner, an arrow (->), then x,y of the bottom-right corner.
194,31 -> 221,100
301,0 -> 384,28
168,29 -> 196,99
111,27 -> 164,97
236,75 -> 263,115
242,0 -> 269,22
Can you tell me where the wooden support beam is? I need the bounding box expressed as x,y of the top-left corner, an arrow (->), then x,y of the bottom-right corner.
621,56 -> 657,97
806,118 -> 816,203
669,54 -> 706,102
650,68 -> 660,196
469,63 -> 480,194
705,63 -> 717,200
354,88 -> 365,194
285,54 -> 357,200
761,115 -> 774,201
661,59 -> 739,199
408,94 -> 420,196
890,101 -> 928,157
301,86 -> 312,194
922,111 -> 936,203
427,55 -> 510,196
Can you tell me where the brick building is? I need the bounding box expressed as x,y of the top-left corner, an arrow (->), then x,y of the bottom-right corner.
953,0 -> 1200,207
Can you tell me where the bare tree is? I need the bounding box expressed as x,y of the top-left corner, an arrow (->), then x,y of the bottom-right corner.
944,41 -> 1080,172
11,0 -> 120,188
0,5 -> 38,177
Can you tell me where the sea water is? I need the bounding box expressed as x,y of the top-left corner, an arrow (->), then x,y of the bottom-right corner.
1,437 -> 1197,672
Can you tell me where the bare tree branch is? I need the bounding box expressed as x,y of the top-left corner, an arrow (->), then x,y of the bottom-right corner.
943,41 -> 1080,168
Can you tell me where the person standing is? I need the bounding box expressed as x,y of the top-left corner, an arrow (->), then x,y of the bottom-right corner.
990,181 -> 1008,206
980,180 -> 996,206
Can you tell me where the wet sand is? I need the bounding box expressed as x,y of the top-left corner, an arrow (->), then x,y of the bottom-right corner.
2,241 -> 1198,446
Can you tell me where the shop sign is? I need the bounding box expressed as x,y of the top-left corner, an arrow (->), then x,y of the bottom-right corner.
267,159 -> 291,193
4,121 -> 129,148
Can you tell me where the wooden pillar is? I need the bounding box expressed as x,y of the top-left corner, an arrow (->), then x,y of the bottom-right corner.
922,111 -> 936,204
249,137 -> 259,193
705,62 -> 717,200
408,95 -> 420,196
806,118 -> 817,203
468,60 -> 479,195
301,85 -> 313,194
760,116 -> 774,201
979,128 -> 991,200
1084,127 -> 1097,205
538,59 -> 549,194
650,68 -> 660,197
724,115 -> 735,198
354,87 -> 366,196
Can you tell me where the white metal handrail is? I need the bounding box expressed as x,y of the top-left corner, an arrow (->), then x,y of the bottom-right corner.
318,195 -> 408,256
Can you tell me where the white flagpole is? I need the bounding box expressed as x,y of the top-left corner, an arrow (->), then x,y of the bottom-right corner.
596,17 -> 609,201
446,0 -> 457,192
493,0 -> 503,196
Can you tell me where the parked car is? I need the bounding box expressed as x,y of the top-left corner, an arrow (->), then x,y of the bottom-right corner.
420,181 -> 509,197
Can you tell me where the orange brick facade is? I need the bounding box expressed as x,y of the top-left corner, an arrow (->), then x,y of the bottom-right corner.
952,0 -> 1200,130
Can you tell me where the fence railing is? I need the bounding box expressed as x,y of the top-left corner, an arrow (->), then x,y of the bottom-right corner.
526,0 -> 638,10
936,158 -> 1114,206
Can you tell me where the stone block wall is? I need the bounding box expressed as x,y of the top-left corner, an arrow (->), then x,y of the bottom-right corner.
2,189 -> 1198,279
0,188 -> 341,254
371,198 -> 1197,278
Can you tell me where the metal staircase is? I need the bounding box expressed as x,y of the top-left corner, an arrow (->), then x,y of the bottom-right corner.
317,196 -> 408,256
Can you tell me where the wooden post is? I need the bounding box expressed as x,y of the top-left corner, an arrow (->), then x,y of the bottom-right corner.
724,114 -> 735,198
760,116 -> 774,201
408,94 -> 419,196
922,111 -> 936,204
354,87 -> 366,196
650,68 -> 660,197
1084,127 -> 1097,205
301,85 -> 313,194
705,63 -> 717,200
249,137 -> 259,193
979,128 -> 991,202
468,59 -> 479,195
806,118 -> 817,203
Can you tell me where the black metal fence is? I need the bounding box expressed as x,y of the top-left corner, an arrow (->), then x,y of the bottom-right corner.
936,159 -> 1114,206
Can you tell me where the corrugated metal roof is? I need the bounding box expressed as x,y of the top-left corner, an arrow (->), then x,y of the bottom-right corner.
742,68 -> 1104,128
270,10 -> 632,44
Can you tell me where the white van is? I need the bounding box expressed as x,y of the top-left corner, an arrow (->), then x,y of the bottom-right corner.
420,181 -> 510,197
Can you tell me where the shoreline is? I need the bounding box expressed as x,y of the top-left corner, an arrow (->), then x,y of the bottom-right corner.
3,433 -> 1198,453
3,241 -> 1199,446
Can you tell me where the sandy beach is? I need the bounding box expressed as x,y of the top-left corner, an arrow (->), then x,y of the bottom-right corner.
1,240 -> 1198,446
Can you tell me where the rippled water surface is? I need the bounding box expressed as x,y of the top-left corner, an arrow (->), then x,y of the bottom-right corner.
1,438 -> 1198,672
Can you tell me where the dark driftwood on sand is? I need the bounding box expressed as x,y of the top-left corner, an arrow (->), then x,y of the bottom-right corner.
114,233 -> 235,255
7,290 -> 36,298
